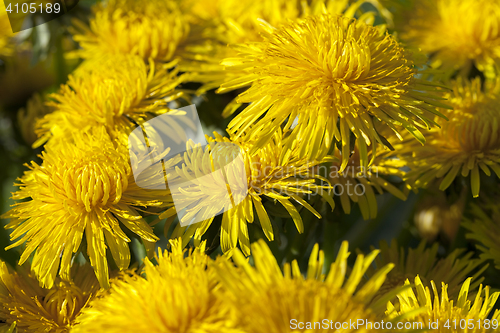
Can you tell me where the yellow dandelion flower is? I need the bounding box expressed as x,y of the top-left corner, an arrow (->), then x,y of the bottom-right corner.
219,14 -> 447,170
214,239 -> 397,332
181,0 -> 381,94
72,0 -> 189,62
392,78 -> 500,198
161,129 -> 334,256
73,239 -> 241,333
0,261 -> 99,333
463,199 -> 500,270
394,0 -> 500,77
387,276 -> 500,333
34,54 -> 185,147
364,240 -> 488,302
327,143 -> 407,220
2,127 -> 175,289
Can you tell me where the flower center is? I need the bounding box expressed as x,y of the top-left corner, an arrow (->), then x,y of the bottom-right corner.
48,147 -> 130,213
41,282 -> 86,327
256,14 -> 414,113
73,160 -> 129,212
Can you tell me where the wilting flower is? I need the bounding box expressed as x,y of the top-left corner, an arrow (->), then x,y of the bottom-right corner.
219,14 -> 447,170
72,0 -> 189,62
393,0 -> 500,77
73,239 -> 240,333
161,130 -> 334,256
392,78 -> 500,198
34,54 -> 185,147
2,127 -> 177,289
0,261 -> 99,333
463,199 -> 500,270
387,276 -> 500,333
364,240 -> 488,301
214,239 -> 397,332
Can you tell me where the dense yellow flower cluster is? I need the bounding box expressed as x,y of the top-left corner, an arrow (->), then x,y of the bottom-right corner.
387,276 -> 500,333
1,0 -> 500,331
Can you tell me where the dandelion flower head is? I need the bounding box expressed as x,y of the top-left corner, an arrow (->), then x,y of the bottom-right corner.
73,0 -> 189,61
181,0 -> 382,93
364,240 -> 487,301
387,276 -> 500,333
214,240 -> 397,333
0,262 -> 99,333
220,14 -> 447,170
73,239 -> 241,333
34,54 -> 185,147
2,127 -> 173,289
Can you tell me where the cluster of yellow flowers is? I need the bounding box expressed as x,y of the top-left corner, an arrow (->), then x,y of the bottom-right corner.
0,0 -> 500,331
2,238 -> 499,332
